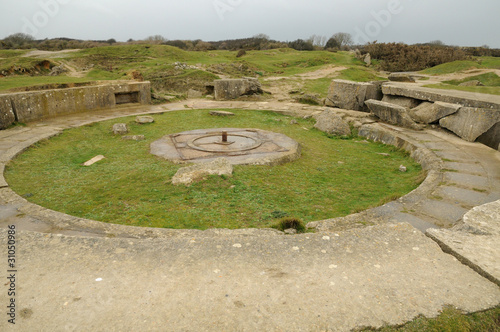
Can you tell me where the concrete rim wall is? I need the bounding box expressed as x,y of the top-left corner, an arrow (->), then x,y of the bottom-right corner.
0,107 -> 445,239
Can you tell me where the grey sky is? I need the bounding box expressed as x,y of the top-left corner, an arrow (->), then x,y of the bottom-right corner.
1,0 -> 499,47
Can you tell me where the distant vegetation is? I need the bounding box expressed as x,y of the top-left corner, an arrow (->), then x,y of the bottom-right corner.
1,32 -> 499,97
2,32 -> 499,75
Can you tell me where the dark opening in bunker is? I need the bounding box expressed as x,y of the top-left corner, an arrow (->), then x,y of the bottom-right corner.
115,92 -> 139,104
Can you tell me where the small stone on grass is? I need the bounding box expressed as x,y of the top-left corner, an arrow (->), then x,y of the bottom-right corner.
136,116 -> 154,124
83,155 -> 105,166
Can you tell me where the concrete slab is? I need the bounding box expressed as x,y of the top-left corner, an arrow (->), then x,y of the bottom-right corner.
442,162 -> 485,175
382,83 -> 500,109
0,100 -> 499,330
417,200 -> 468,227
432,149 -> 475,162
386,212 -> 439,233
434,186 -> 494,207
2,223 -> 499,331
444,172 -> 490,190
427,200 -> 500,286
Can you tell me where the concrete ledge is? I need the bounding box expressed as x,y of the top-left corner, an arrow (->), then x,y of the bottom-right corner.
0,81 -> 151,125
382,83 -> 500,109
307,122 -> 444,232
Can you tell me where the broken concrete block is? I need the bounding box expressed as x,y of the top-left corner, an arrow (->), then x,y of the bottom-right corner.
382,95 -> 421,109
172,158 -> 233,186
439,107 -> 500,142
214,78 -> 262,100
365,99 -> 422,130
112,123 -> 128,135
411,101 -> 462,124
314,109 -> 351,136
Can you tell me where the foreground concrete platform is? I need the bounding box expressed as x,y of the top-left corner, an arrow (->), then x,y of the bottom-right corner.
0,100 -> 499,331
1,223 -> 499,331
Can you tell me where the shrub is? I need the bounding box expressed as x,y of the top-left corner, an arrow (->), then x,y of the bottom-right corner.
236,49 -> 246,58
361,42 -> 469,72
288,39 -> 314,51
274,217 -> 306,233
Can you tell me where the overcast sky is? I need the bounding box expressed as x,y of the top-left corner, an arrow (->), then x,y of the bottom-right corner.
1,0 -> 499,47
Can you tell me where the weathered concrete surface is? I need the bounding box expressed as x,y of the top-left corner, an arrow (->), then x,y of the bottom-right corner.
311,121 -> 500,234
151,128 -> 301,166
411,101 -> 461,124
0,81 -> 151,123
172,157 -> 233,186
439,107 -> 500,142
0,101 -> 499,330
382,95 -> 422,109
0,97 -> 16,129
135,116 -> 154,124
382,82 -> 500,109
214,78 -> 262,100
477,121 -> 500,151
112,123 -> 128,135
365,99 -> 421,130
313,109 -> 351,136
427,200 -> 500,286
326,79 -> 384,112
1,223 -> 500,331
388,73 -> 416,83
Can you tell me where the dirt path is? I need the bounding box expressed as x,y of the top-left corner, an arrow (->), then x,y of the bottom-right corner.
263,65 -> 347,101
22,49 -> 81,58
420,68 -> 500,85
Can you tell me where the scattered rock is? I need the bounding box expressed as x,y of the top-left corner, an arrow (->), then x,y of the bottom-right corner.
314,109 -> 351,136
290,120 -> 298,125
112,123 -> 128,135
136,116 -> 154,124
459,80 -> 484,87
173,62 -> 198,70
411,101 -> 461,124
365,99 -> 422,130
48,65 -> 67,76
363,53 -> 372,66
83,155 -> 105,166
172,158 -> 233,186
122,135 -> 145,141
399,165 -> 407,172
388,73 -> 416,83
439,107 -> 500,142
378,153 -> 390,157
284,228 -> 298,235
210,110 -> 235,117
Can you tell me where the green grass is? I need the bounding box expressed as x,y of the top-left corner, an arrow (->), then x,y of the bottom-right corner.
423,71 -> 500,96
337,67 -> 386,82
0,76 -> 95,91
303,77 -> 333,98
421,57 -> 500,75
359,306 -> 500,332
5,109 -> 423,230
443,72 -> 500,86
